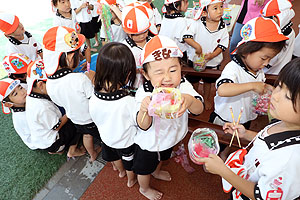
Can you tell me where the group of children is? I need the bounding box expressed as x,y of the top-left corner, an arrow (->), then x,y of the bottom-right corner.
0,0 -> 300,199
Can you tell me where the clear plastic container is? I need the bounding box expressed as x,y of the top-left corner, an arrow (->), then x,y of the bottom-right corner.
193,54 -> 207,72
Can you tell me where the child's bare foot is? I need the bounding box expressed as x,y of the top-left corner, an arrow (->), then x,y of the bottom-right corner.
139,187 -> 163,200
127,178 -> 137,188
119,170 -> 126,178
151,170 -> 171,181
90,48 -> 98,52
48,151 -> 64,155
94,41 -> 99,47
89,146 -> 102,162
204,101 -> 213,110
67,147 -> 86,158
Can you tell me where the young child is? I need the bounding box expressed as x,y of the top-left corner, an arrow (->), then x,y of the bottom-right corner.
99,0 -> 126,45
70,0 -> 97,51
52,0 -> 93,73
210,17 -> 287,129
199,58 -> 300,200
121,3 -> 157,89
261,0 -> 295,75
137,0 -> 162,33
89,42 -> 137,187
0,13 -> 43,61
25,59 -> 85,156
2,53 -> 32,83
183,0 -> 229,110
43,26 -> 101,161
134,35 -> 204,200
159,0 -> 190,55
0,78 -> 37,150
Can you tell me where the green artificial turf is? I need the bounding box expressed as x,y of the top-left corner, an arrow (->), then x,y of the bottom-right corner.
0,112 -> 66,200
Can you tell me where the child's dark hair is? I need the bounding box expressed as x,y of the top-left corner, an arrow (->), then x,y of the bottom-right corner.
8,73 -> 27,83
276,58 -> 300,112
51,0 -> 63,7
58,49 -> 80,70
165,0 -> 183,14
236,41 -> 286,58
94,42 -> 136,92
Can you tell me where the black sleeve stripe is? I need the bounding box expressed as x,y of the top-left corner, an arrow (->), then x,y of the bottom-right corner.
136,111 -> 152,131
183,35 -> 193,39
52,120 -> 61,130
254,184 -> 263,200
217,44 -> 227,51
37,49 -> 43,54
216,78 -> 234,89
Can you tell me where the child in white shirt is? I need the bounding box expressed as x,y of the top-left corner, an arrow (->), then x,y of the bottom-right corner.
0,13 -> 43,61
183,0 -> 229,110
0,78 -> 36,150
89,42 -> 137,187
134,35 -> 204,200
43,26 -> 101,162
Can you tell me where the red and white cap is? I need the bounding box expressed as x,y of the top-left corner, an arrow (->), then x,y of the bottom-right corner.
0,13 -> 19,35
261,0 -> 294,28
98,0 -> 117,5
122,3 -> 157,35
261,0 -> 292,17
0,78 -> 21,114
194,0 -> 225,20
26,59 -> 47,95
234,17 -> 288,52
2,53 -> 32,75
141,35 -> 183,65
42,26 -> 85,76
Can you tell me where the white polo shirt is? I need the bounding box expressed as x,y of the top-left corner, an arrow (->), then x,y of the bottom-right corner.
53,9 -> 79,31
46,68 -> 94,125
231,121 -> 300,200
26,93 -> 61,149
159,13 -> 190,53
183,17 -> 229,66
100,23 -> 127,43
214,55 -> 265,124
11,107 -> 37,150
89,89 -> 137,148
6,31 -> 42,61
70,0 -> 92,23
264,24 -> 295,75
134,78 -> 203,152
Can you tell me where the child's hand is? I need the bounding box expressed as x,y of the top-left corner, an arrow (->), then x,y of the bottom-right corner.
80,2 -> 88,9
204,52 -> 214,61
140,96 -> 151,113
223,123 -> 246,138
197,154 -> 226,175
264,83 -> 274,93
195,46 -> 203,56
177,94 -> 194,117
251,82 -> 265,94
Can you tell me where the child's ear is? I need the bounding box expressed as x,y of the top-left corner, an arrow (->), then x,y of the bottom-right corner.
202,11 -> 208,17
142,70 -> 150,81
4,102 -> 14,108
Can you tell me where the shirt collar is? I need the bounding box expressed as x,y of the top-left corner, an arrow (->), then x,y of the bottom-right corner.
94,89 -> 130,101
281,21 -> 293,36
11,107 -> 25,112
47,68 -> 73,79
164,13 -> 185,19
29,91 -> 51,100
56,10 -> 72,19
8,31 -> 32,45
263,129 -> 300,150
200,16 -> 226,32
232,54 -> 261,79
125,36 -> 151,49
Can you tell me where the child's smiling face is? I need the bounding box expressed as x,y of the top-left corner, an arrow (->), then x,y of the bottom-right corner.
143,57 -> 182,88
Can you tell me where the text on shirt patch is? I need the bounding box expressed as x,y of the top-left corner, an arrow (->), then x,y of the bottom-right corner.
266,177 -> 283,200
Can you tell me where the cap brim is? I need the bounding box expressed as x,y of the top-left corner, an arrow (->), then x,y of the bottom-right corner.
2,102 -> 11,114
43,50 -> 63,76
5,16 -> 19,35
194,8 -> 204,20
149,23 -> 158,35
252,34 -> 289,43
